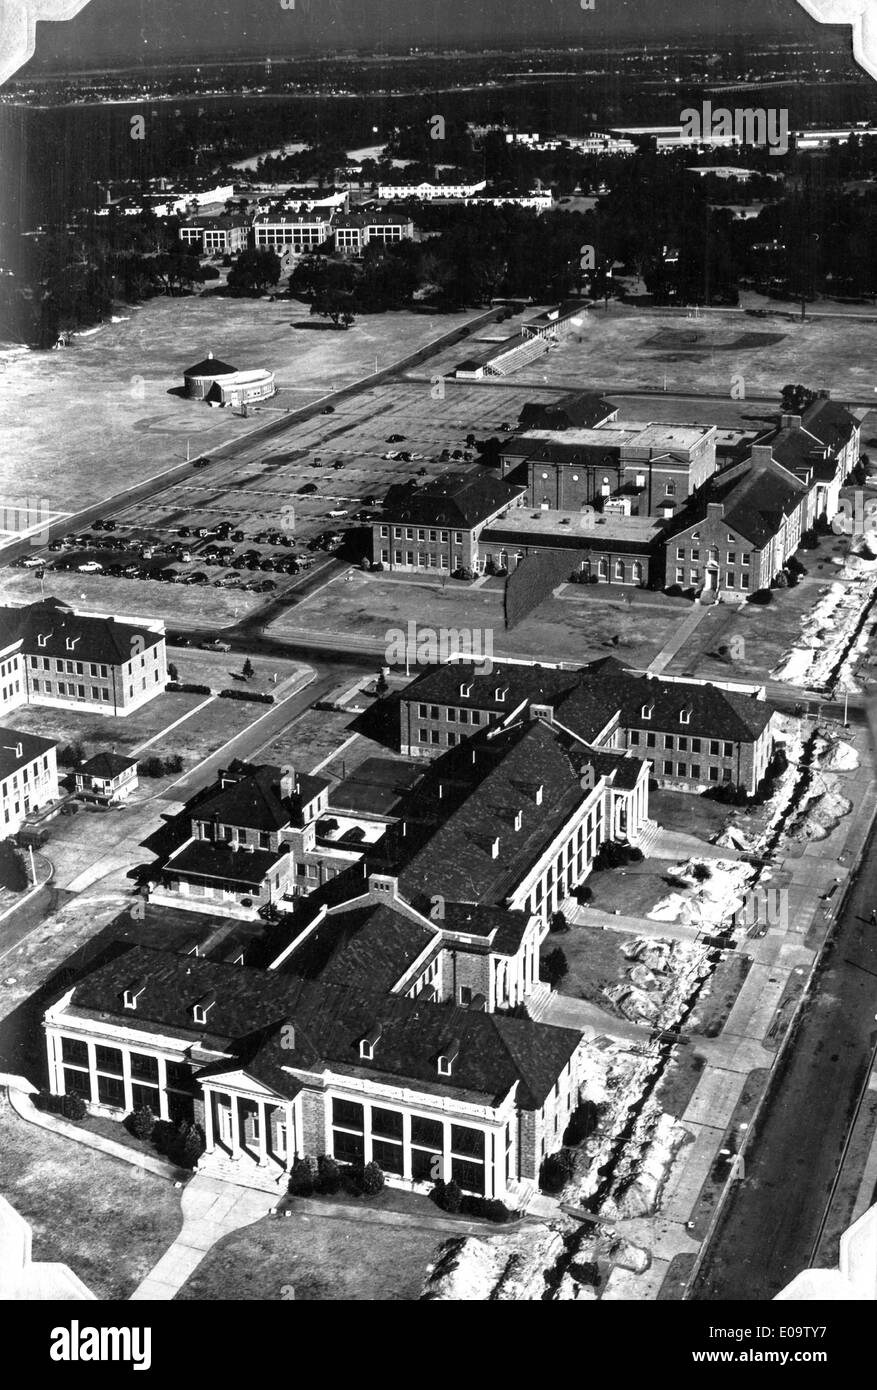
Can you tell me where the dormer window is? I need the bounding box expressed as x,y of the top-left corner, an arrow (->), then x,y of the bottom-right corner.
123,982 -> 145,1010
37,633 -> 48,648
679,707 -> 692,725
65,636 -> 79,651
642,703 -> 654,720
460,682 -> 472,697
192,992 -> 217,1026
514,809 -> 522,831
437,1039 -> 460,1076
359,1023 -> 382,1060
495,686 -> 508,702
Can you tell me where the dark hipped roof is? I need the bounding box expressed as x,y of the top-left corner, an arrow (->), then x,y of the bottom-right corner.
518,392 -> 616,432
2,600 -> 163,666
166,839 -> 287,887
402,660 -> 580,714
78,751 -> 138,779
62,944 -> 582,1108
0,726 -> 55,779
193,762 -> 329,832
383,472 -> 525,529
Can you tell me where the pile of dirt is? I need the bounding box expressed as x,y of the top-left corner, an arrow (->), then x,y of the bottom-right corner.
599,1108 -> 688,1221
421,1224 -> 564,1301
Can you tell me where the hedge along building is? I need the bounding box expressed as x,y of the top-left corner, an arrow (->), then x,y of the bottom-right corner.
43,923 -> 588,1204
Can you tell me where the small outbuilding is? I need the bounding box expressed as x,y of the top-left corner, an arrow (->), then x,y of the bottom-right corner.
183,352 -> 238,400
74,752 -> 139,804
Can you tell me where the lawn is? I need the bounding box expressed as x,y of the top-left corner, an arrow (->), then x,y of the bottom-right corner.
549,920 -> 641,1011
655,1049 -> 708,1121
425,302 -> 877,400
271,569 -> 679,668
649,790 -> 734,844
0,295 -> 485,514
584,861 -> 682,919
175,1203 -> 445,1301
0,1105 -> 183,1300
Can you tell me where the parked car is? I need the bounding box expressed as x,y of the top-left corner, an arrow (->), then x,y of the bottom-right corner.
387,434 -> 405,443
200,638 -> 231,652
77,561 -> 103,573
321,405 -> 335,414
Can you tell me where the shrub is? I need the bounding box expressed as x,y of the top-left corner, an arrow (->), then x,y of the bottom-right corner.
242,657 -> 254,679
549,910 -> 570,934
459,1194 -> 513,1223
167,662 -> 179,681
747,588 -> 773,605
539,1148 -> 576,1194
178,1121 -> 205,1168
691,862 -> 712,883
540,946 -> 569,989
289,1157 -> 315,1196
572,884 -> 593,905
316,1154 -> 342,1195
60,1091 -> 87,1122
431,1178 -> 463,1213
166,681 -> 211,695
126,1105 -> 156,1142
593,841 -> 643,871
219,689 -> 274,703
665,584 -> 683,597
0,839 -> 28,892
57,741 -> 86,767
151,1119 -> 176,1157
360,1160 -> 385,1196
772,571 -> 788,589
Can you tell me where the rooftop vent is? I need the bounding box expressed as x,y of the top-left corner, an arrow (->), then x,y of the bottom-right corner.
359,1023 -> 382,1060
437,1038 -> 461,1076
122,982 -> 146,1010
192,992 -> 217,1026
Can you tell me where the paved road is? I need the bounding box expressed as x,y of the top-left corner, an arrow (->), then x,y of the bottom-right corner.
690,815 -> 877,1301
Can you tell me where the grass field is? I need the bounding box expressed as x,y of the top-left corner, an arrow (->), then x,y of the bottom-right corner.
0,296 -> 485,514
0,1106 -> 182,1300
175,1204 -> 444,1301
272,569 -> 681,667
424,302 -> 877,401
553,920 -> 641,1009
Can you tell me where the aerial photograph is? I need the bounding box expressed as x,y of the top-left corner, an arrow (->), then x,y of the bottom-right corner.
0,0 -> 876,1349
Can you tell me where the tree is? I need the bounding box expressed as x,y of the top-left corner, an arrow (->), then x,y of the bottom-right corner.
0,839 -> 28,892
549,910 -> 570,934
227,248 -> 282,296
540,1149 -> 576,1193
311,289 -> 356,328
289,1157 -> 315,1196
375,671 -> 389,694
167,662 -> 179,681
242,657 -> 254,679
316,1155 -> 342,1195
152,252 -> 203,296
780,384 -> 817,413
540,947 -> 569,989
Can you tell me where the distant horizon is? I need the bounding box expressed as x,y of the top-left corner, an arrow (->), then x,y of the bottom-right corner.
18,0 -> 851,75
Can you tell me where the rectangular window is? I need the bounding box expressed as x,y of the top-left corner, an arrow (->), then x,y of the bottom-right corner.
451,1125 -> 485,1160
678,737 -> 688,752
372,1138 -> 405,1175
691,738 -> 701,753
131,1082 -> 159,1112
97,1073 -> 125,1107
629,730 -> 640,745
61,1036 -> 89,1067
95,1045 -> 123,1075
723,742 -> 733,758
450,1157 -> 485,1195
371,1107 -> 403,1140
332,1129 -> 364,1163
63,1067 -> 91,1100
332,1098 -> 364,1131
677,762 -> 687,777
664,735 -> 674,750
130,1052 -> 159,1083
691,763 -> 700,778
710,740 -> 720,755
663,760 -> 673,774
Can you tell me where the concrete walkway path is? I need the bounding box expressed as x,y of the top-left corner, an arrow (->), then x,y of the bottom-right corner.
646,605 -> 713,676
129,1176 -> 270,1300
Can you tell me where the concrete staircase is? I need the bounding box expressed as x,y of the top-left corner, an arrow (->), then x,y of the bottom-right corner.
197,1151 -> 289,1196
525,981 -> 553,1022
631,817 -> 661,857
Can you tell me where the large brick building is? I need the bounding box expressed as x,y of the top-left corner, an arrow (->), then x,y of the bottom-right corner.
0,598 -> 167,721
399,656 -> 776,798
372,472 -> 526,575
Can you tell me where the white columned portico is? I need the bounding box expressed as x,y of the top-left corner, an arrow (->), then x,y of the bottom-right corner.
229,1092 -> 241,1159
257,1100 -> 268,1167
203,1087 -> 215,1153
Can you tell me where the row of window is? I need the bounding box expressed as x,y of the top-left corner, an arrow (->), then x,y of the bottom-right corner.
32,678 -> 111,702
662,762 -> 733,782
30,656 -> 109,677
383,527 -> 465,544
331,1098 -> 488,1193
675,567 -> 751,589
417,704 -> 485,724
630,732 -> 734,756
676,547 -> 750,565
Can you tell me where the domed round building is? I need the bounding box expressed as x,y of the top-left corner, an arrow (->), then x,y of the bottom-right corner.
183,352 -> 238,400
183,352 -> 275,406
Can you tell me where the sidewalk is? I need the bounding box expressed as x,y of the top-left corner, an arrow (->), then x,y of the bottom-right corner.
646,606 -> 713,676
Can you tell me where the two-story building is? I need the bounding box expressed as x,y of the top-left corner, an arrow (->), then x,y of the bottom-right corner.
74,752 -> 139,805
372,472 -> 526,575
758,392 -> 860,527
0,727 -> 59,837
178,212 -> 251,255
664,451 -> 810,597
252,212 -> 333,253
0,598 -> 168,720
144,760 -> 350,917
332,210 -> 415,255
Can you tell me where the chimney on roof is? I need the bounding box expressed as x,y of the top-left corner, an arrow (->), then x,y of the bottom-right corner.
280,768 -> 296,800
706,502 -> 724,522
750,444 -> 773,467
490,836 -> 500,859
818,389 -> 831,400
780,414 -> 802,431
